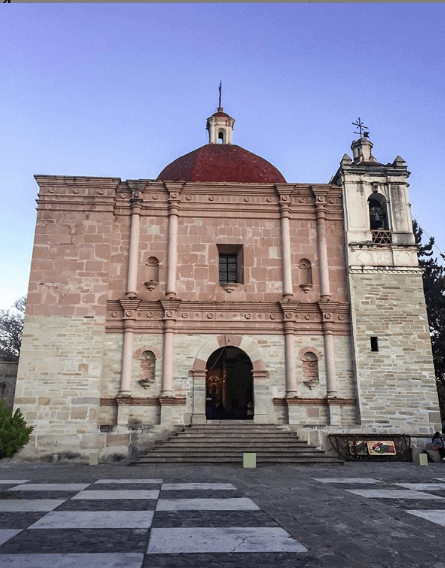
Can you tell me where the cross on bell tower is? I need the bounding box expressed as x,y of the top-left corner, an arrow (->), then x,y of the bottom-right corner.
351,117 -> 375,163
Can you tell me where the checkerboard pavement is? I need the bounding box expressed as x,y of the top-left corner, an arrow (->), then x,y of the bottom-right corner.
0,478 -> 307,567
314,476 -> 445,528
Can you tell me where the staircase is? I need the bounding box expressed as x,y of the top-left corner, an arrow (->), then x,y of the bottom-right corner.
132,422 -> 343,465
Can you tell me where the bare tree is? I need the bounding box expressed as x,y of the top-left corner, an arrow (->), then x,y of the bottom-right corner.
0,297 -> 26,361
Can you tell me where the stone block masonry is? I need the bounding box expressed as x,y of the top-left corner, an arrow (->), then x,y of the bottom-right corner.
15,315 -> 107,459
350,271 -> 439,434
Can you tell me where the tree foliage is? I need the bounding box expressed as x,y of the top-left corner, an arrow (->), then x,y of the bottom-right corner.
413,220 -> 445,384
0,297 -> 26,361
0,400 -> 33,459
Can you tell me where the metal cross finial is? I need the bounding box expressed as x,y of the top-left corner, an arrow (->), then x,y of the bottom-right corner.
218,81 -> 222,108
352,117 -> 369,138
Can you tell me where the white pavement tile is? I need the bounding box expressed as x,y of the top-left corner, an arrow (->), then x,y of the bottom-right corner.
0,553 -> 145,567
8,483 -> 90,492
157,498 -> 260,511
29,510 -> 154,529
161,483 -> 236,491
395,483 -> 445,491
0,480 -> 29,484
314,478 -> 380,484
347,489 -> 445,500
0,530 -> 22,545
0,500 -> 66,512
94,479 -> 163,484
147,527 -> 308,553
72,489 -> 159,500
406,510 -> 445,527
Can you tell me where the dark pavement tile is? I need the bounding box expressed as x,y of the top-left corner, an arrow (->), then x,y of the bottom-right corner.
0,528 -> 149,554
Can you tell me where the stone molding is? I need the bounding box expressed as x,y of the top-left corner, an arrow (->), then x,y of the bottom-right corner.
133,346 -> 162,360
106,300 -> 351,335
192,335 -> 268,378
35,176 -> 343,220
273,397 -> 356,406
159,396 -> 187,406
100,397 -> 160,407
298,346 -> 323,360
349,266 -> 423,274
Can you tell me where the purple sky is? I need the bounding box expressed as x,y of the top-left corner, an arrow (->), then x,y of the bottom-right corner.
1,3 -> 444,309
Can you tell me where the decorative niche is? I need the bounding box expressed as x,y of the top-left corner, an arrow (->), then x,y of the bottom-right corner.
299,346 -> 322,389
144,256 -> 160,291
138,350 -> 156,389
298,258 -> 313,293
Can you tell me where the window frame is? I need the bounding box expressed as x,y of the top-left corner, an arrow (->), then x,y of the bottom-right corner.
217,244 -> 243,285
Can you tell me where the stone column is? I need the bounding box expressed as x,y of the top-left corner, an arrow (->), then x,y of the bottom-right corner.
126,195 -> 142,299
314,193 -> 331,301
117,192 -> 142,419
160,300 -> 181,400
279,197 -> 293,299
284,322 -> 297,397
120,321 -> 135,395
313,188 -> 339,422
118,300 -> 141,396
117,299 -> 140,425
166,191 -> 181,299
319,301 -> 340,424
162,326 -> 175,396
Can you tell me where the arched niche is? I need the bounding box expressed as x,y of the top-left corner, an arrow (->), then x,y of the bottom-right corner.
368,193 -> 389,230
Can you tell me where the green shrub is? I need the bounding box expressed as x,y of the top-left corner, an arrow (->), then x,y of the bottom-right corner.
0,401 -> 33,459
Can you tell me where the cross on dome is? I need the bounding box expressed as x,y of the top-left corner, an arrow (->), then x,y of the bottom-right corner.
206,83 -> 235,145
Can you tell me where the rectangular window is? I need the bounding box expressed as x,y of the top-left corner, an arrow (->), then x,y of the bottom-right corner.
219,254 -> 238,283
217,244 -> 243,284
370,336 -> 379,352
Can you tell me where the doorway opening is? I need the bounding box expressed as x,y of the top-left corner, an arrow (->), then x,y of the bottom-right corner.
205,346 -> 253,420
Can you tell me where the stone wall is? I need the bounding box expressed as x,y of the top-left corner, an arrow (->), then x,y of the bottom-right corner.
0,360 -> 18,409
15,315 -> 107,458
350,271 -> 440,434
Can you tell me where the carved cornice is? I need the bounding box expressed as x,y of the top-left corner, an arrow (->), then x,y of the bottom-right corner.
160,300 -> 182,312
119,299 -> 141,317
106,300 -> 351,334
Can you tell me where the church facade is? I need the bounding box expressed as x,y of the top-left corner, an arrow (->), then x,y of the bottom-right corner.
15,107 -> 439,459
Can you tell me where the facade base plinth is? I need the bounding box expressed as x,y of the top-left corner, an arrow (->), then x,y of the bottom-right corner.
253,413 -> 271,424
191,413 -> 206,424
328,402 -> 342,426
117,405 -> 130,427
287,402 -> 307,424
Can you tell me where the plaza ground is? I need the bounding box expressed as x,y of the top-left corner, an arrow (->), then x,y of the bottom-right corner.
1,460 -> 445,567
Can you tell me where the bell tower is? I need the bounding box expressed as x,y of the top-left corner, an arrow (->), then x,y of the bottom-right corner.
331,123 -> 438,434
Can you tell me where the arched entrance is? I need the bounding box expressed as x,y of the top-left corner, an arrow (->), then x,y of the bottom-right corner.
205,346 -> 253,420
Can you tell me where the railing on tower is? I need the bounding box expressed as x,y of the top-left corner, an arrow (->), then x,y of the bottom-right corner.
371,230 -> 392,245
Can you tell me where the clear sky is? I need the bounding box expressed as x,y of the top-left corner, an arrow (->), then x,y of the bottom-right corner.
1,3 -> 445,309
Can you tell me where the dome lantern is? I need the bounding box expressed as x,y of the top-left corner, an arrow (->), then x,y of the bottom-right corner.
206,108 -> 235,145
205,81 -> 235,145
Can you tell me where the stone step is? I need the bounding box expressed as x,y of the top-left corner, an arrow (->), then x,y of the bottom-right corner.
177,434 -> 306,444
132,424 -> 342,466
136,456 -> 340,464
155,441 -> 311,448
149,448 -> 325,456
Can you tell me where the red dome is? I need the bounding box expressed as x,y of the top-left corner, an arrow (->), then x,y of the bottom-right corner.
156,144 -> 286,183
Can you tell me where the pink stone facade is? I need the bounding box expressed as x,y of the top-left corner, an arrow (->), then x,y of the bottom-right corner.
14,129 -> 439,459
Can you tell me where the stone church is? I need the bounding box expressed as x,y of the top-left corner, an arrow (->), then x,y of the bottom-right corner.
15,104 -> 439,459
